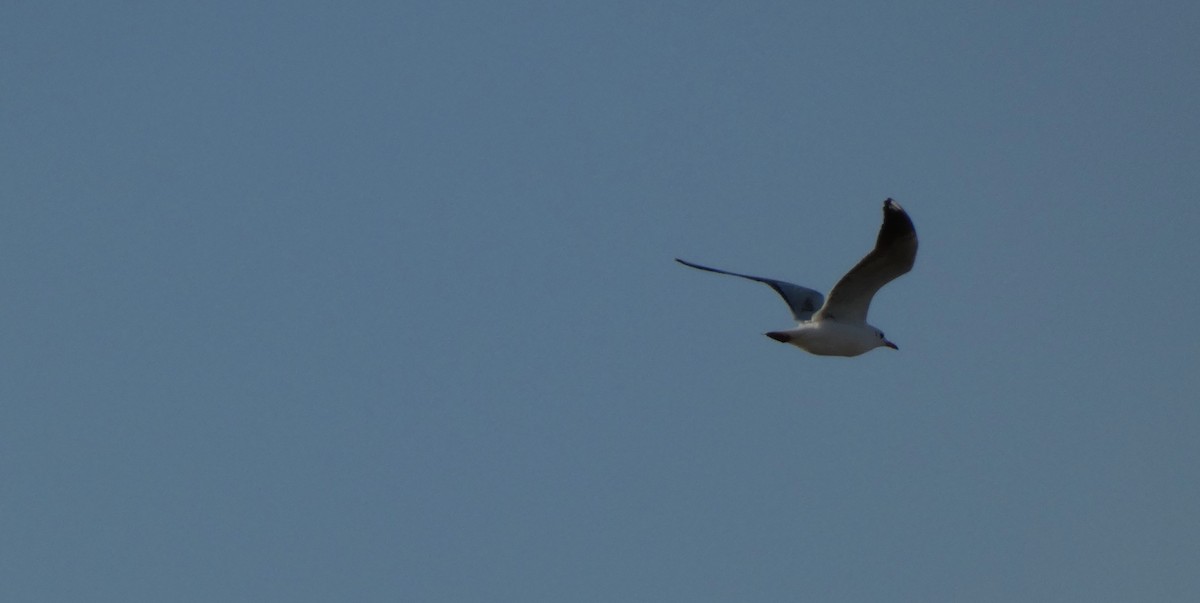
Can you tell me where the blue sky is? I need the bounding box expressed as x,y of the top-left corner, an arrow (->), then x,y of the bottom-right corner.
3,1 -> 1198,601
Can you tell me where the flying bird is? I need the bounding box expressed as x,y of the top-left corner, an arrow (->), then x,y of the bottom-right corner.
676,198 -> 917,357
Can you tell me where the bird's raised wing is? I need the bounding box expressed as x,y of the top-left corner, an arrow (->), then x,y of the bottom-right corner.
675,258 -> 825,321
814,199 -> 917,324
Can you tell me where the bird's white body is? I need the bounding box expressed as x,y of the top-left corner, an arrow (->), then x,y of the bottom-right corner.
767,320 -> 890,357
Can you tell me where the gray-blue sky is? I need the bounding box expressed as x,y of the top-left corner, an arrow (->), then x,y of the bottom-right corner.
3,1 -> 1198,601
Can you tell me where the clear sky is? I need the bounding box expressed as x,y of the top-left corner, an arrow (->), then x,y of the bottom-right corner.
3,1 -> 1198,601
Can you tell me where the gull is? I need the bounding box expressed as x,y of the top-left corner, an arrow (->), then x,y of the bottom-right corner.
676,198 -> 917,357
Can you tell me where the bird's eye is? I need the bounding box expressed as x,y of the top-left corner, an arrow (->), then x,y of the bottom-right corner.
879,332 -> 885,339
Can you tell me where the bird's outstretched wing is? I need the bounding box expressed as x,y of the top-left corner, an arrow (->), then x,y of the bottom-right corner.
675,258 -> 825,322
814,198 -> 917,324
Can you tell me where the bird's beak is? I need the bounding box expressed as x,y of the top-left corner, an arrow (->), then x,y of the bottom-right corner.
883,340 -> 898,350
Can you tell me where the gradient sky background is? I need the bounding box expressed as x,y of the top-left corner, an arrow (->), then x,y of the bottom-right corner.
3,1 -> 1199,601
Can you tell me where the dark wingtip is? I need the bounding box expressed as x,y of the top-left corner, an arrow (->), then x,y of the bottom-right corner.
765,332 -> 791,343
877,198 -> 915,245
